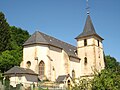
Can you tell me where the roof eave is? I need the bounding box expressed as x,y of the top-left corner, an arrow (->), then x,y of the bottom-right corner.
23,42 -> 49,46
4,73 -> 38,76
69,55 -> 81,60
75,34 -> 104,40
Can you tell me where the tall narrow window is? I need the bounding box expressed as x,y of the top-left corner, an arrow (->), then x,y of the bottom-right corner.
84,39 -> 87,46
84,57 -> 87,65
39,61 -> 45,79
72,70 -> 75,79
98,40 -> 99,46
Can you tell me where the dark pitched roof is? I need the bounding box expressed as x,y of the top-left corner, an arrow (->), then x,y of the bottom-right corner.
4,66 -> 37,76
23,31 -> 49,45
56,75 -> 66,83
25,75 -> 38,82
75,15 -> 103,40
23,31 -> 79,59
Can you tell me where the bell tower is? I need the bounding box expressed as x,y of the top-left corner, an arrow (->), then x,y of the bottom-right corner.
75,0 -> 105,77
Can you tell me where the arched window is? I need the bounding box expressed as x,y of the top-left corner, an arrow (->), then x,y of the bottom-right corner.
26,61 -> 31,68
39,61 -> 45,79
72,70 -> 75,79
84,57 -> 87,65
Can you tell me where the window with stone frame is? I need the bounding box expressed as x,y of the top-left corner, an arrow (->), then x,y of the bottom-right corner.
39,61 -> 45,79
84,39 -> 87,46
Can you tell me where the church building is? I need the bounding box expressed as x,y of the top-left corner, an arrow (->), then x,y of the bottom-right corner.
20,13 -> 105,82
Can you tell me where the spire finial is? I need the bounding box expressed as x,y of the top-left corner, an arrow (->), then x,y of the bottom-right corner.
86,0 -> 90,15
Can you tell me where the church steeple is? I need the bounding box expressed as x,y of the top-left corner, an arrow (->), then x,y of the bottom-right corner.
75,15 -> 98,39
76,0 -> 103,40
75,15 -> 103,40
76,0 -> 105,77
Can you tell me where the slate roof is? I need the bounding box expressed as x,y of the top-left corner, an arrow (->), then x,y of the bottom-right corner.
56,75 -> 66,83
25,75 -> 38,82
23,31 -> 79,59
75,15 -> 103,40
4,66 -> 38,76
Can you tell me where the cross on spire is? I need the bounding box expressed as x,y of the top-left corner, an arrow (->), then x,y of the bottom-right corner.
86,0 -> 90,15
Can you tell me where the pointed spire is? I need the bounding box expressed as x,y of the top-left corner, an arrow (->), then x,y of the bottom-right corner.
75,15 -> 103,40
75,0 -> 103,40
82,15 -> 96,35
75,15 -> 96,39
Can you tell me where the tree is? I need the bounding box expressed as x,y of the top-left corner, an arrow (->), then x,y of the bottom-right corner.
72,79 -> 92,90
0,49 -> 22,73
105,55 -> 120,74
0,26 -> 30,73
10,26 -> 30,49
92,55 -> 120,90
71,55 -> 120,90
92,69 -> 120,90
0,12 -> 11,52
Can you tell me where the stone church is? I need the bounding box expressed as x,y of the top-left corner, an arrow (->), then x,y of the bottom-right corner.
20,14 -> 105,82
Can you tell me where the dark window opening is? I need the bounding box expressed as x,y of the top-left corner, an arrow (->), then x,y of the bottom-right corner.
98,40 -> 99,46
26,61 -> 31,68
72,70 -> 75,79
53,66 -> 55,71
99,54 -> 100,58
84,57 -> 87,64
84,39 -> 87,46
74,50 -> 77,55
67,80 -> 71,86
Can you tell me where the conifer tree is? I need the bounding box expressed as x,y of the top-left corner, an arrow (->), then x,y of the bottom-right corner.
0,12 -> 10,52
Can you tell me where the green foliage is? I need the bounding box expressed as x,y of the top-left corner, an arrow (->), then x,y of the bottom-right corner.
0,49 -> 22,72
0,73 -> 3,81
72,79 -> 92,90
105,56 -> 119,68
4,77 -> 10,90
10,26 -> 30,49
72,55 -> 120,90
0,12 -> 30,73
92,55 -> 120,90
0,12 -> 11,52
38,87 -> 49,90
92,69 -> 120,90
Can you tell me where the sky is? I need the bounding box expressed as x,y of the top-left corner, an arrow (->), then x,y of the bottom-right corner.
0,0 -> 120,62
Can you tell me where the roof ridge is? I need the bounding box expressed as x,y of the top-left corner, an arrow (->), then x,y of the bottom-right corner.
38,31 -> 76,48
24,31 -> 78,58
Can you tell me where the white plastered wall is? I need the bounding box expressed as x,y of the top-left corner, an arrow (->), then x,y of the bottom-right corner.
69,57 -> 80,78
